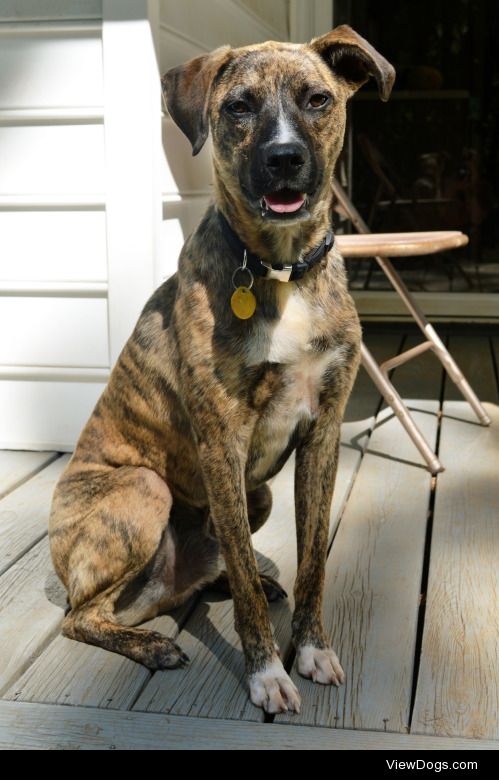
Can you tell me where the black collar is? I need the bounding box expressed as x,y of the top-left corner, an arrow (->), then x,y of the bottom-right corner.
218,210 -> 334,283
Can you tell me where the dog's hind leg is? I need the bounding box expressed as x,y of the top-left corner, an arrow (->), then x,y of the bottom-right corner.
50,465 -> 194,667
62,575 -> 190,669
114,501 -> 222,626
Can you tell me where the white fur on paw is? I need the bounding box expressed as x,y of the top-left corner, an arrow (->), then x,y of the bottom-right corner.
297,645 -> 345,686
249,657 -> 301,714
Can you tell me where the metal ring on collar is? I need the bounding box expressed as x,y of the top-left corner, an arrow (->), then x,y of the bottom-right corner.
232,266 -> 254,290
232,251 -> 254,290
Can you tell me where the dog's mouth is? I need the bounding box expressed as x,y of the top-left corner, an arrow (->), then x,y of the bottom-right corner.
263,189 -> 306,213
259,189 -> 309,222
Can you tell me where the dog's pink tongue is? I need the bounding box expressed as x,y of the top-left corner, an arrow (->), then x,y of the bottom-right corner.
264,191 -> 305,213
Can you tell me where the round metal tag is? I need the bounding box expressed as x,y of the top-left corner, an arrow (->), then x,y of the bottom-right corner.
230,286 -> 256,319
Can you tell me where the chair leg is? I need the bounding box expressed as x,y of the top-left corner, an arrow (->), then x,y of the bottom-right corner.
373,255 -> 492,427
331,181 -> 491,428
361,343 -> 444,475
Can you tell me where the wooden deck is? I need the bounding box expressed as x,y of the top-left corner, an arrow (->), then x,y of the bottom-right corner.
1,325 -> 498,750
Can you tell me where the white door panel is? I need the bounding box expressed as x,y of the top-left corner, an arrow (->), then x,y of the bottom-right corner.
0,125 -> 105,194
0,379 -> 105,451
0,297 -> 108,367
0,31 -> 103,109
0,211 -> 107,282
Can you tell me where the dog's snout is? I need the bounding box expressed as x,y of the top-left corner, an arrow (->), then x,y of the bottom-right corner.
264,142 -> 306,176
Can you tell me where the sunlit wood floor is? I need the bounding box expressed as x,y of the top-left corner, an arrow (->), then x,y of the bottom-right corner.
1,325 -> 498,750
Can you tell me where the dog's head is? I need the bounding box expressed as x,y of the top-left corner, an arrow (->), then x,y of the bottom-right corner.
162,26 -> 394,228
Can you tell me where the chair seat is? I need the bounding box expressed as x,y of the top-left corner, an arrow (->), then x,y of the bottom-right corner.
336,230 -> 468,258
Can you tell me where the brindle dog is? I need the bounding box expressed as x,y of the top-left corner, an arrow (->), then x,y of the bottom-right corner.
49,25 -> 394,714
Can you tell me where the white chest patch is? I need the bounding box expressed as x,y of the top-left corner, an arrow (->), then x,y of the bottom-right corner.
246,290 -> 312,366
247,288 -> 347,482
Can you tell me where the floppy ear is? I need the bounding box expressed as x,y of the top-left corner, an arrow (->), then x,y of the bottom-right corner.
309,25 -> 395,102
161,45 -> 232,155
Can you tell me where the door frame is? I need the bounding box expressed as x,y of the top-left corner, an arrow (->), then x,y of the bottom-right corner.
102,0 -> 162,364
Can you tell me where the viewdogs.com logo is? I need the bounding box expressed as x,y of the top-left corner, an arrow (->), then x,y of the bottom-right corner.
386,761 -> 478,772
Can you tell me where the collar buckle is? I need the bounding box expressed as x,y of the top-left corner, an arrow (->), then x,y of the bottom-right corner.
261,262 -> 293,283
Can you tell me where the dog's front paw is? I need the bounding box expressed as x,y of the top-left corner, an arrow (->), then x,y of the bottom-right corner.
249,657 -> 301,714
296,645 -> 345,686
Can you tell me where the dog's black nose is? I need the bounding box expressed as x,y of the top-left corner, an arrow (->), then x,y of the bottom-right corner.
264,142 -> 306,177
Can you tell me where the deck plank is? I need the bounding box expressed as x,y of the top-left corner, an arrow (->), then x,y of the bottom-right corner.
0,455 -> 69,576
0,701 -> 496,751
445,334 -> 497,402
0,538 -> 66,696
278,333 -> 443,731
133,334 -> 401,719
0,450 -> 58,501
412,335 -> 499,740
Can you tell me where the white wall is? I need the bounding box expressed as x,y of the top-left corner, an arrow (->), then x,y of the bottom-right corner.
0,0 -> 331,450
0,0 -> 107,449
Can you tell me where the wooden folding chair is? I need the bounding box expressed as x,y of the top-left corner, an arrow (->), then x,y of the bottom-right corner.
333,180 -> 491,474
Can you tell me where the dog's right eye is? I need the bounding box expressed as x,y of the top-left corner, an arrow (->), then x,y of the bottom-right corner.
227,100 -> 251,115
307,93 -> 329,109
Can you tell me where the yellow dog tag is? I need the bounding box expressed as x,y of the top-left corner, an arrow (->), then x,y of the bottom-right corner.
231,286 -> 256,319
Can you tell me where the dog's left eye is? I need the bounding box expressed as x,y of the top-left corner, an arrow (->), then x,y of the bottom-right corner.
228,100 -> 251,115
307,94 -> 329,109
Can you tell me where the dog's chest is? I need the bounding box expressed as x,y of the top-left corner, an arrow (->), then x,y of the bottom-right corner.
246,289 -> 345,482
